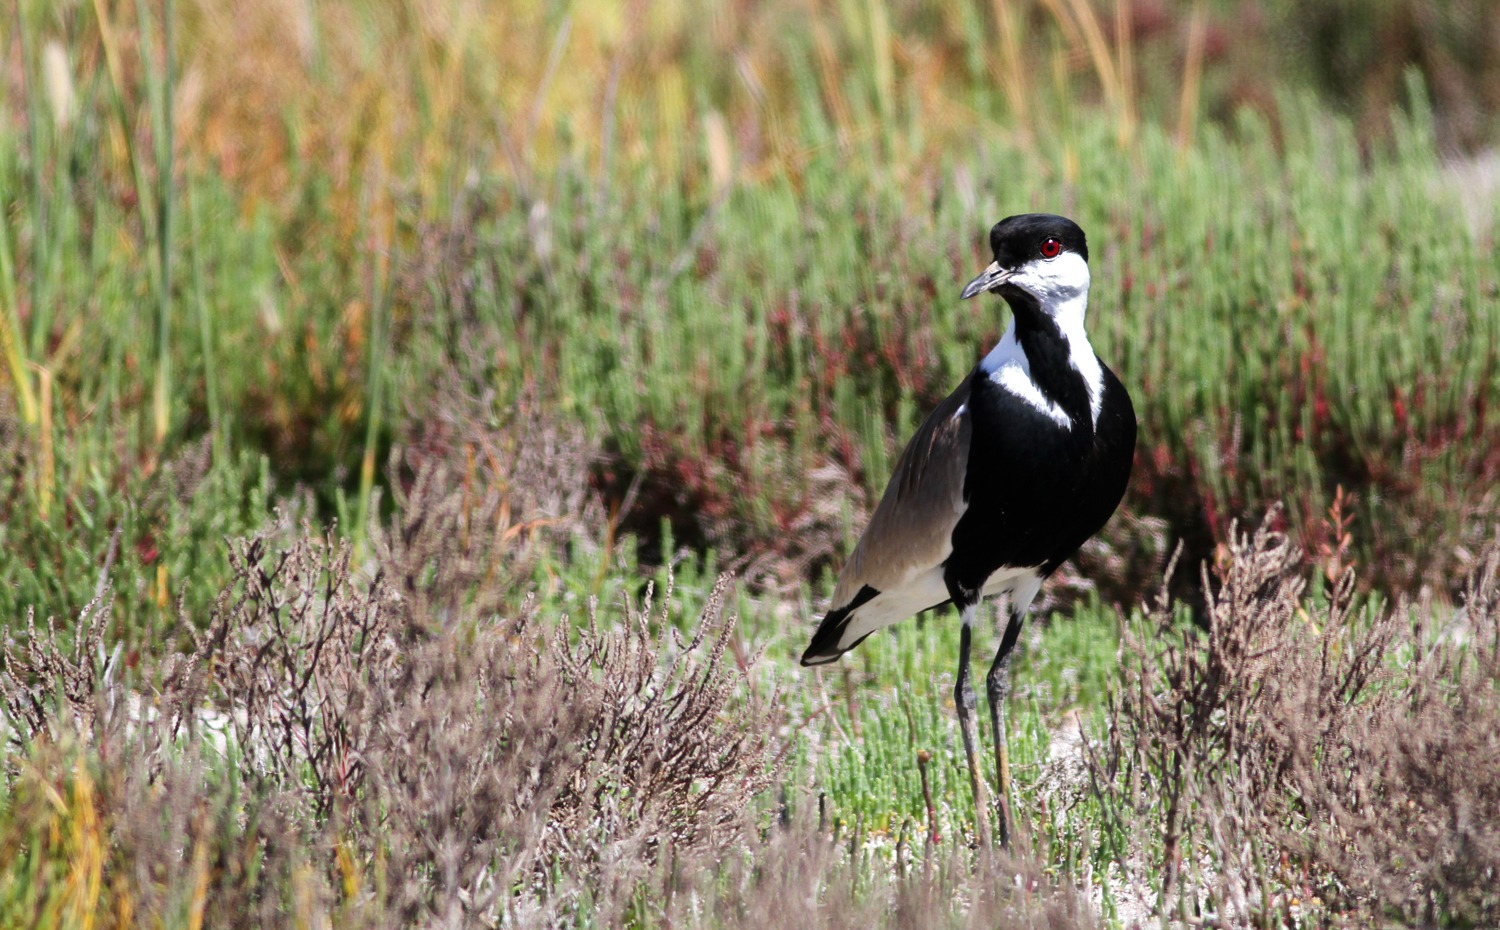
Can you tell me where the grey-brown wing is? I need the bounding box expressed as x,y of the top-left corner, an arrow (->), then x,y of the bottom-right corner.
829,380 -> 971,609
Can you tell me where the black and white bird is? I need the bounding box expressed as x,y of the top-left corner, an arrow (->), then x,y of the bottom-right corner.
801,213 -> 1136,847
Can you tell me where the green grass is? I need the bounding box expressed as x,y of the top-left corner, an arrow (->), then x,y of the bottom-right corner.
4,5 -> 1498,608
515,527 -> 1133,890
805,597 -> 1119,835
4,70 -> 1496,633
509,529 -> 1117,805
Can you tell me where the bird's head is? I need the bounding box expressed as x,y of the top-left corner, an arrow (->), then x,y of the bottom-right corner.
960,214 -> 1090,309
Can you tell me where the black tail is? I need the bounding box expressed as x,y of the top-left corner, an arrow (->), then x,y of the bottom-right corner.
800,585 -> 879,666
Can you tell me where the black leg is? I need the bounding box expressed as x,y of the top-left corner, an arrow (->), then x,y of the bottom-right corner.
987,608 -> 1025,848
954,601 -> 992,848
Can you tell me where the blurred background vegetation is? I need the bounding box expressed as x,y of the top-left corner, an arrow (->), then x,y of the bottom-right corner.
3,0 -> 1498,635
3,2 -> 1500,926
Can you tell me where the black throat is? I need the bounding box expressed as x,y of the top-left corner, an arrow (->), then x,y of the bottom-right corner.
1001,287 -> 1095,434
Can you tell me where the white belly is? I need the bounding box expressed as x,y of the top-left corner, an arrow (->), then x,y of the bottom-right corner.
832,564 -> 1041,652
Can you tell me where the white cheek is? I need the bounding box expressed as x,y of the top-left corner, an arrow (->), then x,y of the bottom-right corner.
1023,252 -> 1089,298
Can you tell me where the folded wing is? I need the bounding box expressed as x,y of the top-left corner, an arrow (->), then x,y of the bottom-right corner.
801,381 -> 972,665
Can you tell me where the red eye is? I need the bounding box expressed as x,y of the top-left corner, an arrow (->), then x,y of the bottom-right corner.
1040,238 -> 1063,259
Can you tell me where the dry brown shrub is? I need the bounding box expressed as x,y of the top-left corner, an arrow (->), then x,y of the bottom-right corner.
1,593 -> 114,745
548,576 -> 778,854
1276,548 -> 1500,921
154,428 -> 775,921
0,657 -> 323,930
0,725 -> 1096,930
1094,508 -> 1500,926
636,813 -> 1101,930
1,545 -> 782,928
208,532 -> 398,817
375,388 -> 605,638
101,733 -> 326,929
0,395 -> 790,927
1,559 -> 259,771
349,622 -> 587,927
349,573 -> 780,927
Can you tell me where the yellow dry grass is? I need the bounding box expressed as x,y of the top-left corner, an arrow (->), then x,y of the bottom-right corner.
68,0 -> 1160,221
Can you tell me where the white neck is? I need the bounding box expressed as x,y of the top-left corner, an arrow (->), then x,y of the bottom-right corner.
1051,292 -> 1104,425
979,292 -> 1103,428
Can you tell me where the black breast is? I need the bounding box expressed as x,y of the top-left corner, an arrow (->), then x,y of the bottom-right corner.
942,359 -> 1136,598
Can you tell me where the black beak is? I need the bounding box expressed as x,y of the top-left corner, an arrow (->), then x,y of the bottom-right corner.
960,260 -> 1012,300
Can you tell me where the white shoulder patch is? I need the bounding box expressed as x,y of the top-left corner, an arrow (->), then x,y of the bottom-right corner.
980,325 -> 1073,429
993,366 -> 1072,428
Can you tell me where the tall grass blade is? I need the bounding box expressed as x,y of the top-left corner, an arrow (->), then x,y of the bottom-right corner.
1175,4 -> 1207,150
186,178 -> 225,464
990,0 -> 1031,131
136,0 -> 178,447
36,363 -> 52,518
355,179 -> 392,555
13,2 -> 50,360
0,193 -> 37,424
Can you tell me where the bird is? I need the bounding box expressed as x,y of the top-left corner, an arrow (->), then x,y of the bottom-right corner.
801,213 -> 1136,848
